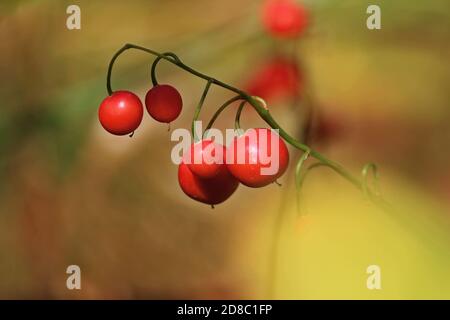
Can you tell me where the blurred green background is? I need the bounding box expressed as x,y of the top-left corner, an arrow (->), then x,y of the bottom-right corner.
0,0 -> 449,299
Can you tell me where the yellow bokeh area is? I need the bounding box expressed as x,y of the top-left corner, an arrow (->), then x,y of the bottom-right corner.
278,175 -> 449,299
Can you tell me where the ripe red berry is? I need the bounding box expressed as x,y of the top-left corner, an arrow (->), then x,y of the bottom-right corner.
145,84 -> 182,123
178,162 -> 239,205
244,57 -> 302,103
183,140 -> 226,179
226,128 -> 289,188
262,0 -> 308,38
98,90 -> 144,135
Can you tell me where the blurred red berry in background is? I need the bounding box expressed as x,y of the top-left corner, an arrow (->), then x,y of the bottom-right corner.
98,90 -> 143,136
310,112 -> 346,146
244,57 -> 302,103
262,0 -> 309,38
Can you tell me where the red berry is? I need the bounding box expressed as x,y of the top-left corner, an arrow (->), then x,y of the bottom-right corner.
262,0 -> 308,38
178,162 -> 239,205
226,128 -> 289,188
145,84 -> 182,123
244,57 -> 302,103
98,90 -> 143,135
183,140 -> 226,179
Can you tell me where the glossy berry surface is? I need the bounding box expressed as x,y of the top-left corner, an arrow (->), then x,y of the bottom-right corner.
226,128 -> 290,188
262,0 -> 308,38
183,140 -> 226,179
178,162 -> 239,205
98,90 -> 144,135
145,84 -> 183,123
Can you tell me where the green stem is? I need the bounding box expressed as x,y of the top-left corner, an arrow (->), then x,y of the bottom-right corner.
150,52 -> 180,86
106,43 -> 363,189
203,95 -> 244,135
295,149 -> 311,215
234,101 -> 246,131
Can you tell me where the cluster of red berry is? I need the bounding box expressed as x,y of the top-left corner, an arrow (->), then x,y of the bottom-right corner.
179,129 -> 290,205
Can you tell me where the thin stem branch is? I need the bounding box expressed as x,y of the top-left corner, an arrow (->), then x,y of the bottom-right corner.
234,101 -> 246,131
204,95 -> 244,135
192,79 -> 213,141
105,43 -> 392,301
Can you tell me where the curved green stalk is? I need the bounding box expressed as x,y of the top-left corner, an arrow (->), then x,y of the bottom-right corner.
150,52 -> 180,86
105,43 -> 392,302
295,149 -> 311,215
